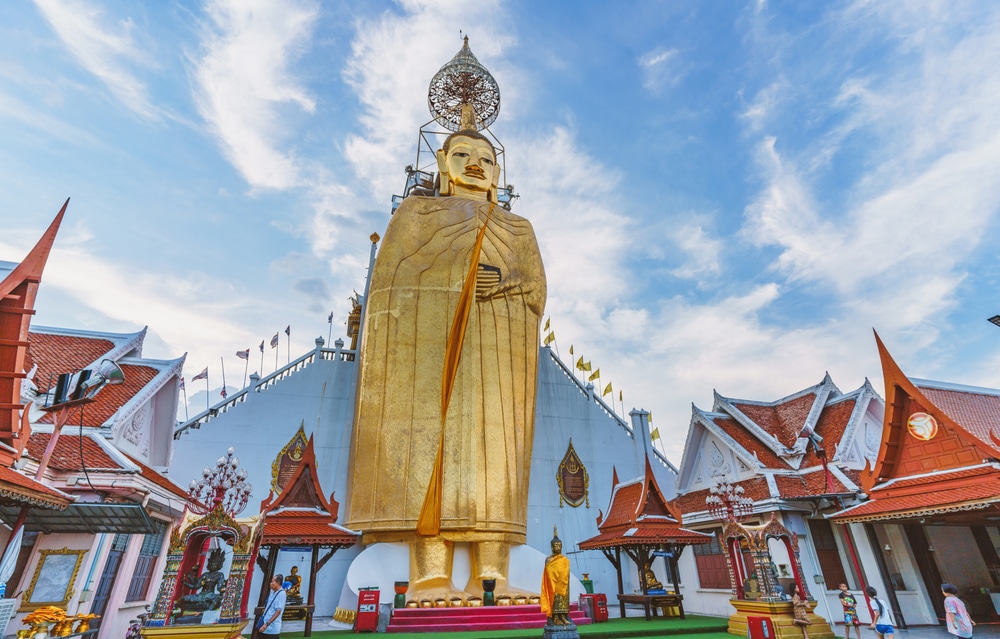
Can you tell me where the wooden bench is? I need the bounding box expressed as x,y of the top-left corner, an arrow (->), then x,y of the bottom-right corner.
617,593 -> 685,621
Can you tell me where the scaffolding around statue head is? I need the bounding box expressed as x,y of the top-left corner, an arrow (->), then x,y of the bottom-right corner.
391,35 -> 518,214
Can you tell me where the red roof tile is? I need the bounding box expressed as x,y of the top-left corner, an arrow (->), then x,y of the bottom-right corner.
732,392 -> 816,448
774,472 -> 850,498
674,476 -> 772,516
712,417 -> 785,468
801,399 -> 856,467
883,464 -> 996,489
917,386 -> 1000,451
601,480 -> 643,527
38,364 -> 159,427
579,524 -> 712,549
25,333 -> 114,392
0,464 -> 72,509
831,478 -> 1000,522
26,432 -> 127,472
261,521 -> 357,545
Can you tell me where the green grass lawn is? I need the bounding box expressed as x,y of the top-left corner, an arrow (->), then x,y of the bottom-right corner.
281,614 -> 731,639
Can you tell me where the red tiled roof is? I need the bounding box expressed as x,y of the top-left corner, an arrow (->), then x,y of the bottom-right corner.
774,472 -> 851,498
0,464 -> 73,509
674,476 -> 772,516
831,477 -> 1000,522
801,399 -> 857,467
732,392 -> 816,448
917,386 -> 1000,452
124,453 -> 190,501
601,481 -> 643,528
261,521 -> 357,546
26,432 -> 127,472
883,464 -> 996,489
25,333 -> 115,392
712,417 -> 785,468
38,364 -> 159,427
579,524 -> 712,549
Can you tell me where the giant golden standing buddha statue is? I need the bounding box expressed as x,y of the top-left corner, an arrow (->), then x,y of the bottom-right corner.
345,37 -> 546,601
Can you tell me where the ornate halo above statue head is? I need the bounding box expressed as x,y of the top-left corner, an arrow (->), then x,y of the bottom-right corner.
428,35 -> 500,132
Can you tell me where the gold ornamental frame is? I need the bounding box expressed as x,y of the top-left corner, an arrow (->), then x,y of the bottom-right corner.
271,423 -> 309,494
557,439 -> 589,508
20,547 -> 87,611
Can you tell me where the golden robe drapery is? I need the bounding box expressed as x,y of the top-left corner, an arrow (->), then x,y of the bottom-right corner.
540,554 -> 570,618
345,196 -> 546,544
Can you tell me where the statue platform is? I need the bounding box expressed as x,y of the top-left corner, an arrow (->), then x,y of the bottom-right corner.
728,599 -> 835,639
140,620 -> 248,639
386,604 -> 589,633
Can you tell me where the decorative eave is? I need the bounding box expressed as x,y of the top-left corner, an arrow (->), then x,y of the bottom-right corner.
0,464 -> 73,510
692,405 -> 765,473
831,379 -> 882,465
110,353 -> 186,430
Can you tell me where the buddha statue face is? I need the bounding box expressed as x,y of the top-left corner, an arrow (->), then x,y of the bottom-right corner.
551,539 -> 562,555
436,132 -> 499,201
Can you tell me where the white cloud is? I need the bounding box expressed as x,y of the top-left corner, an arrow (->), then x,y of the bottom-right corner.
33,0 -> 162,120
638,47 -> 681,93
668,221 -> 722,280
193,0 -> 319,191
739,80 -> 787,132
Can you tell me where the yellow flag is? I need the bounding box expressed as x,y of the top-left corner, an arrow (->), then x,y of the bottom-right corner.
569,344 -> 574,356
544,317 -> 550,331
588,368 -> 601,381
619,390 -> 623,402
651,427 -> 661,441
648,411 -> 653,422
544,331 -> 556,345
603,381 -> 613,397
582,360 -> 592,372
575,356 -> 584,370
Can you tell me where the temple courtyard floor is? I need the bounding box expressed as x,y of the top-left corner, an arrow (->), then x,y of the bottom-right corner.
277,614 -> 997,639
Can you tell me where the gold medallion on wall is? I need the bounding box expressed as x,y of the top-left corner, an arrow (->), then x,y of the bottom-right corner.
557,438 -> 589,508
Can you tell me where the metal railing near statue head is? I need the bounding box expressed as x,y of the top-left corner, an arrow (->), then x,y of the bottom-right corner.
391,118 -> 519,215
707,477 -> 811,603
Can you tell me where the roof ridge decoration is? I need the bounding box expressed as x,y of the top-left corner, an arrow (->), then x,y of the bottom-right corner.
831,381 -> 880,465
109,354 -> 185,432
0,200 -> 67,456
689,404 -> 765,475
863,331 -> 1000,493
261,433 -> 338,518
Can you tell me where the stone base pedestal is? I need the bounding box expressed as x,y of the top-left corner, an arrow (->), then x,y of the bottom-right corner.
728,599 -> 835,639
542,620 -> 579,639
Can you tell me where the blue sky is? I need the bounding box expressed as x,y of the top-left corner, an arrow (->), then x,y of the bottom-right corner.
2,0 -> 1000,461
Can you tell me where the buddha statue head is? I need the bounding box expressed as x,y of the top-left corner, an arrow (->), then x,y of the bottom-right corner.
550,526 -> 563,555
436,129 -> 500,202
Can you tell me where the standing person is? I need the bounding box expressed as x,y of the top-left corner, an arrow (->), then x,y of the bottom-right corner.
942,583 -> 975,638
789,582 -> 812,639
259,574 -> 286,638
839,584 -> 862,639
866,586 -> 894,639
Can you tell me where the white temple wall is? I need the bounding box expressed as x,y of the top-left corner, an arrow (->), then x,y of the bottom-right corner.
171,344 -> 679,615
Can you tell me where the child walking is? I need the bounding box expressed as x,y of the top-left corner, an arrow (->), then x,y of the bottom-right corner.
866,586 -> 894,639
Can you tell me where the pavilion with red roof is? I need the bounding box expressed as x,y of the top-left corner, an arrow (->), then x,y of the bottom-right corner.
579,458 -> 712,619
254,432 -> 357,637
829,332 -> 1000,625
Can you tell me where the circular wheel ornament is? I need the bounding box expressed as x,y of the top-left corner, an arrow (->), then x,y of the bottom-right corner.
906,412 -> 939,441
428,36 -> 500,132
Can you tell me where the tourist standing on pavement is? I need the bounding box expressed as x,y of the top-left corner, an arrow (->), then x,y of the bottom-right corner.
942,583 -> 975,638
839,584 -> 862,639
260,574 -> 286,638
866,586 -> 894,639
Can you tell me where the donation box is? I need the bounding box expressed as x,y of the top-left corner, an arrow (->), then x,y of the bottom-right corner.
355,588 -> 380,633
747,615 -> 774,639
580,594 -> 609,622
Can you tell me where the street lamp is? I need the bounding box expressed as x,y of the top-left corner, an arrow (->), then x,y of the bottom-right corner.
0,360 -> 125,590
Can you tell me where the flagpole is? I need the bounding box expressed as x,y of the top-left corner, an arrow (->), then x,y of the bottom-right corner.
242,356 -> 248,389
205,374 -> 210,413
182,384 -> 189,421
286,331 -> 290,365
328,313 -> 333,345
220,357 -> 227,399
274,335 -> 279,371
259,341 -> 264,377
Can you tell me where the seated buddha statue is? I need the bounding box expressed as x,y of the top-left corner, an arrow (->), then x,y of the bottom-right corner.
179,548 -> 227,612
285,566 -> 303,605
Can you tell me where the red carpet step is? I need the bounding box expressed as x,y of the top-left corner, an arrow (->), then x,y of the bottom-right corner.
387,603 -> 591,633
